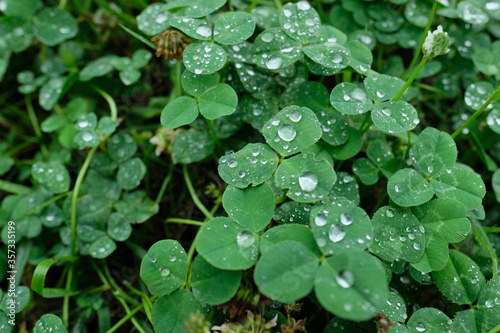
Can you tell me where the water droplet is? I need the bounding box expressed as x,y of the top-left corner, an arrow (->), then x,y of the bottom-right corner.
82,132 -> 94,142
289,110 -> 302,122
416,322 -> 426,332
427,165 -> 434,173
196,25 -> 212,38
329,224 -> 346,242
394,184 -> 402,192
382,107 -> 392,116
340,213 -> 353,225
332,54 -> 343,64
278,124 -> 296,141
266,56 -> 283,70
336,270 -> 355,288
297,1 -> 311,10
161,268 -> 170,277
413,242 -> 421,250
261,32 -> 273,42
237,231 -> 256,248
228,160 -> 237,168
386,209 -> 394,218
376,90 -> 386,98
299,172 -> 318,192
169,255 -> 176,262
315,214 -> 327,226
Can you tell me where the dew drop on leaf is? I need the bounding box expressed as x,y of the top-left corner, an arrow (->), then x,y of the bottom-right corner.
278,124 -> 297,141
329,224 -> 346,242
289,110 -> 302,122
416,322 -> 426,332
394,184 -> 402,192
266,56 -> 283,70
228,159 -> 237,168
161,268 -> 170,277
298,172 -> 318,192
336,270 -> 355,288
413,242 -> 421,250
340,213 -> 353,225
236,231 -> 256,248
314,213 -> 327,226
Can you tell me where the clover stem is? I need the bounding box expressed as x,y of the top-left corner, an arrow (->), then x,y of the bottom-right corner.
26,192 -> 70,216
402,0 -> 437,80
451,86 -> 500,139
489,323 -> 500,333
183,165 -> 215,220
91,84 -> 118,121
342,70 -> 352,83
166,218 -> 205,227
58,0 -> 67,9
393,56 -> 428,102
274,0 -> 282,9
358,112 -> 372,133
26,95 -> 48,158
185,230 -> 202,289
315,0 -> 327,23
175,60 -> 182,97
472,220 -> 498,277
155,162 -> 174,205
403,131 -> 411,160
0,179 -> 31,194
206,119 -> 221,152
247,0 -> 260,13
228,0 -> 234,11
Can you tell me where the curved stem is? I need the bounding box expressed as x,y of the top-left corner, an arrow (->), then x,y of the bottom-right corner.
155,163 -> 174,205
402,0 -> 437,79
183,165 -> 214,220
166,218 -> 205,227
451,87 -> 500,139
246,0 -> 260,13
472,220 -> 498,278
393,56 -> 428,101
91,85 -> 118,121
26,192 -> 70,216
26,95 -> 48,158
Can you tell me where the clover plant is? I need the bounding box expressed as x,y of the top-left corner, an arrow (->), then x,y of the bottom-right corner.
1,0 -> 500,332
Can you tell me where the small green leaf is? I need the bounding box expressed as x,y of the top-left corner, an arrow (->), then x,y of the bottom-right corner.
79,56 -> 117,81
1,0 -> 43,18
161,96 -> 199,129
222,183 -> 274,232
96,116 -> 119,135
196,217 -> 259,270
379,290 -> 408,323
352,158 -> 379,185
33,314 -> 67,333
169,16 -> 212,40
41,115 -> 66,133
0,17 -> 33,52
119,69 -> 141,86
214,12 -> 256,45
108,133 -> 137,164
302,42 -> 352,70
369,206 -> 425,263
367,140 -> 394,168
412,198 -> 470,243
151,290 -> 201,333
275,152 -> 336,203
89,235 -> 116,259
181,70 -> 219,97
464,82 -> 495,111
314,251 -> 388,321
183,42 -> 227,75
140,240 -> 188,297
191,256 -> 241,305
310,199 -> 373,255
273,202 -> 312,225
326,126 -> 363,160
137,3 -> 171,36
457,2 -> 489,25
409,127 -> 457,177
0,156 -> 14,176
198,83 -> 238,120
251,28 -> 302,70
411,231 -> 449,273
330,82 -> 373,115
263,105 -> 322,156
487,108 -> 500,134
371,101 -> 419,134
74,130 -> 99,149
387,169 -> 434,207
33,8 -> 78,46
39,76 -> 66,111
259,224 -> 321,256
254,240 -> 319,303
330,172 -> 361,205
0,286 -> 30,313
32,162 -> 70,194
114,191 -> 158,223
346,40 -> 372,74
493,169 -> 500,203
183,0 -> 227,18
107,213 -> 132,242
172,130 -> 214,164
132,49 -> 152,68
364,74 -> 405,103
317,109 -> 351,146
279,1 -> 321,44
407,308 -> 452,333
117,157 -> 146,190
477,275 -> 500,311
432,250 -> 484,305
430,164 -> 486,210
218,143 -> 278,188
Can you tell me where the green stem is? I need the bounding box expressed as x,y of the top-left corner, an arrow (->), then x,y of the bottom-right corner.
176,61 -> 182,97
451,87 -> 500,139
26,192 -> 70,215
246,0 -> 260,13
393,56 -> 428,101
403,131 -> 411,160
206,119 -> 221,151
358,112 -> 372,133
106,303 -> 144,333
274,0 -> 282,9
315,0 -> 327,23
155,163 -> 174,205
25,95 -> 48,158
166,218 -> 205,227
342,70 -> 352,83
489,323 -> 500,333
472,220 -> 498,277
183,165 -> 215,220
402,0 -> 437,79
185,229 -> 202,289
91,85 -> 118,121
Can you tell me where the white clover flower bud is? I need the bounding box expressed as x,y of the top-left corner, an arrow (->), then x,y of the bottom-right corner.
422,25 -> 451,58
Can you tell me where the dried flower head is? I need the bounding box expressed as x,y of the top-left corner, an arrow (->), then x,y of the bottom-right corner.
151,30 -> 192,60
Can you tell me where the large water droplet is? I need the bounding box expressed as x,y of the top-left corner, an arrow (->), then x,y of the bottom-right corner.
299,172 -> 318,192
278,124 -> 296,141
413,242 -> 421,250
266,56 -> 283,70
196,25 -> 212,38
376,90 -> 386,98
261,32 -> 273,42
228,159 -> 238,168
237,231 -> 256,248
336,270 -> 355,288
329,224 -> 346,242
332,53 -> 343,64
394,184 -> 402,192
161,268 -> 170,277
297,1 -> 311,10
289,110 -> 302,122
340,213 -> 353,225
415,322 -> 426,332
386,209 -> 394,218
315,213 -> 327,226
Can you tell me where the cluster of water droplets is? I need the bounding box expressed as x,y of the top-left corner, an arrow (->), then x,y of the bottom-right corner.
280,1 -> 320,42
253,30 -> 301,70
184,42 -> 226,75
